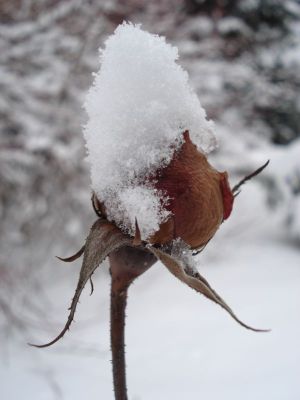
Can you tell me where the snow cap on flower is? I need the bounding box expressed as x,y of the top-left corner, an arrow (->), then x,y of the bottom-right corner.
84,22 -> 217,240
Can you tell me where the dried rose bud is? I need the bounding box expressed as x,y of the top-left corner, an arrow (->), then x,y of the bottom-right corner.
150,130 -> 233,249
30,24 -> 269,400
93,130 -> 233,250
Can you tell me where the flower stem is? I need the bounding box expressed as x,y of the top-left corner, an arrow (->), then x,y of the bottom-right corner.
110,279 -> 128,400
109,247 -> 156,400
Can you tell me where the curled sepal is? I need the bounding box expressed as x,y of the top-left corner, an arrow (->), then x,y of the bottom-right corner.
148,246 -> 269,333
232,160 -> 270,195
29,219 -> 132,348
56,245 -> 85,263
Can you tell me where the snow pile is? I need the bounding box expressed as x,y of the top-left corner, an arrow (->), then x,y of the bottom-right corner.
108,186 -> 170,240
84,22 -> 216,239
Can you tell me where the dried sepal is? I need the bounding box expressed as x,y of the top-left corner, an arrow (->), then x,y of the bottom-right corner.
132,218 -> 142,246
29,219 -> 132,348
92,192 -> 103,217
148,246 -> 269,333
56,245 -> 85,263
89,276 -> 94,296
232,160 -> 270,195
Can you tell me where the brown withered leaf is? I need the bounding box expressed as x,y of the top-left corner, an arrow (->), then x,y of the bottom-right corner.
148,246 -> 269,332
29,219 -> 132,348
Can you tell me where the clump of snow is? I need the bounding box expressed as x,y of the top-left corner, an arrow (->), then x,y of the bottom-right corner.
84,22 -> 216,239
170,238 -> 198,273
106,185 -> 171,240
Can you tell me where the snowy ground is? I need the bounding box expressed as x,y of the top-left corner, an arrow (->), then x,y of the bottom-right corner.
1,183 -> 300,400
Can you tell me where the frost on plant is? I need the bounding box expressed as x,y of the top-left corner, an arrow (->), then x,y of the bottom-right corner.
84,22 -> 217,240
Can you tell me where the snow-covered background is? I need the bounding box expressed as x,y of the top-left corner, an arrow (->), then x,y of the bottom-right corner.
1,1 -> 300,399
